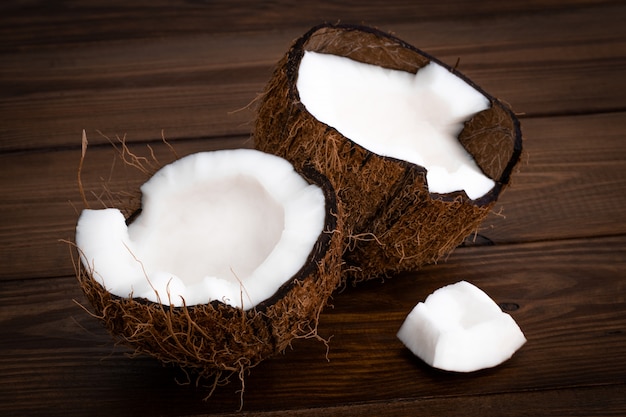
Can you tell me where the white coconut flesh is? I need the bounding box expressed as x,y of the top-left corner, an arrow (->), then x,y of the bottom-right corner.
75,149 -> 326,310
397,281 -> 526,372
297,51 -> 495,200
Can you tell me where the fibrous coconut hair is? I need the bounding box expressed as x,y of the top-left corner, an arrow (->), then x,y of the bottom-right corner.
254,23 -> 522,282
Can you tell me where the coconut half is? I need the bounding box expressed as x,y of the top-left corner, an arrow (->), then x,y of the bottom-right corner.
254,24 -> 522,281
74,148 -> 342,382
397,281 -> 526,372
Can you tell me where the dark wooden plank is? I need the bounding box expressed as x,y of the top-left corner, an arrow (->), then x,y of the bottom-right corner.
207,385 -> 626,417
1,236 -> 625,416
482,111 -> 626,242
2,4 -> 626,151
0,83 -> 260,152
2,112 -> 625,280
5,4 -> 625,97
2,1 -> 621,51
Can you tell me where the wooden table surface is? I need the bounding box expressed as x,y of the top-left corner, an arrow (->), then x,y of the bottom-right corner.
2,1 -> 625,416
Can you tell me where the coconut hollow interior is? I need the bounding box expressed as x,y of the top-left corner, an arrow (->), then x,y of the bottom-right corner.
297,51 -> 495,200
254,23 -> 522,280
291,24 -> 522,201
76,149 -> 328,309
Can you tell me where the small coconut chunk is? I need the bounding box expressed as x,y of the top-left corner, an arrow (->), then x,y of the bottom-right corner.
76,149 -> 326,310
297,51 -> 494,200
397,281 -> 526,372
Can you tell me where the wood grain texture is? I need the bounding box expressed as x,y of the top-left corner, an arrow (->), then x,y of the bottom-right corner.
1,1 -> 625,416
2,1 -> 622,51
2,4 -> 626,151
1,237 -> 625,415
482,111 -> 626,242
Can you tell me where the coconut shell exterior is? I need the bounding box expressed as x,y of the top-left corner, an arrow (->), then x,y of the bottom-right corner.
254,23 -> 522,282
76,165 -> 343,382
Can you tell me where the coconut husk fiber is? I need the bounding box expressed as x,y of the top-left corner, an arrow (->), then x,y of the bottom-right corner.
74,153 -> 343,396
254,23 -> 523,282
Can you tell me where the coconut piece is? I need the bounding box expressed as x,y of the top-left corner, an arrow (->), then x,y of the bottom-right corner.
74,148 -> 343,386
397,281 -> 526,372
254,24 -> 522,281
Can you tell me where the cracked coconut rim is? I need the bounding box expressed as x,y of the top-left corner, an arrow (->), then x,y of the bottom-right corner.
76,149 -> 327,309
297,51 -> 495,200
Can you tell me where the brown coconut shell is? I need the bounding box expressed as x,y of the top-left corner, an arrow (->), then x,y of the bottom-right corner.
75,163 -> 343,389
254,23 -> 522,282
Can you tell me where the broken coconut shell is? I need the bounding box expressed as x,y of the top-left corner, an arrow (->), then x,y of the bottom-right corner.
75,154 -> 343,388
254,23 -> 522,282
